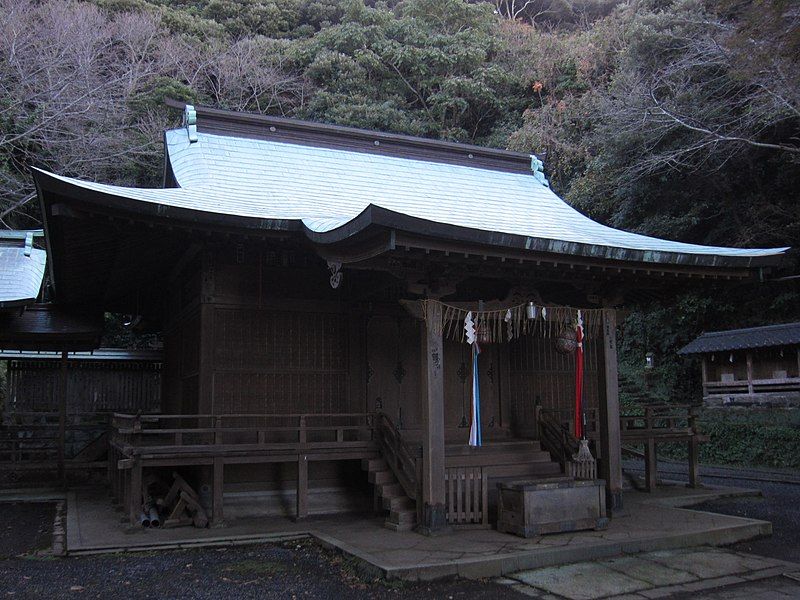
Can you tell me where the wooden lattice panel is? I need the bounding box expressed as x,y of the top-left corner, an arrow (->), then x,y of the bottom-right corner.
211,308 -> 349,414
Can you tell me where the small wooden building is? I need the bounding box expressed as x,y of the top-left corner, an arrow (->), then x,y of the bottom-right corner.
679,322 -> 800,407
29,102 -> 789,532
0,232 -> 108,482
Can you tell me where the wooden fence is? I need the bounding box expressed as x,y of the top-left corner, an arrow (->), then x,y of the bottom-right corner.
445,466 -> 489,527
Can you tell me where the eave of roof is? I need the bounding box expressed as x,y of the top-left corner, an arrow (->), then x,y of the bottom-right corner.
0,304 -> 103,352
33,166 -> 788,272
678,321 -> 800,354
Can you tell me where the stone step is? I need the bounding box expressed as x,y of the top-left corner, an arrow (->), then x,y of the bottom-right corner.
384,520 -> 415,532
368,469 -> 395,485
388,509 -> 416,526
445,450 -> 553,468
484,462 -> 563,479
361,457 -> 387,472
382,494 -> 415,512
378,482 -> 404,498
445,440 -> 542,456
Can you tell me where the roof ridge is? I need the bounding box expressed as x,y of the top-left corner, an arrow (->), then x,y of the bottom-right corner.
164,98 -> 536,175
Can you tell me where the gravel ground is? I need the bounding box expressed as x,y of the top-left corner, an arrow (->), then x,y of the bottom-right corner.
4,462 -> 799,599
623,459 -> 800,563
0,513 -> 523,600
690,479 -> 800,563
0,501 -> 55,558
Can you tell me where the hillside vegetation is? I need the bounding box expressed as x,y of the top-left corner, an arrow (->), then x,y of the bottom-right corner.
1,0 -> 798,399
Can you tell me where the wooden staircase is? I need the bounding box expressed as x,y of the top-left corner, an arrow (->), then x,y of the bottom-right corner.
361,457 -> 417,531
367,411 -> 566,532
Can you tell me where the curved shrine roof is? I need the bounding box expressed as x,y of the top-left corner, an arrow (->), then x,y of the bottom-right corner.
33,106 -> 790,270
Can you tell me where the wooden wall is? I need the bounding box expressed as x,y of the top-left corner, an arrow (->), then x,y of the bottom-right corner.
211,308 -> 350,415
6,359 -> 161,414
506,330 -> 603,437
161,253 -> 202,416
706,347 -> 800,381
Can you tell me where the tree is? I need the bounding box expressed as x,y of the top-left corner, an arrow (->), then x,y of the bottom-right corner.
0,0 -> 174,226
293,0 -> 530,143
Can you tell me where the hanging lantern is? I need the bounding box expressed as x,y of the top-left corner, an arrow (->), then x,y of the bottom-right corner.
555,327 -> 578,354
526,302 -> 537,320
729,353 -> 734,363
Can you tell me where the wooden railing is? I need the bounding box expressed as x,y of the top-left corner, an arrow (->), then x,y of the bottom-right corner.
445,466 -> 489,527
705,377 -> 800,396
109,412 -> 379,527
619,404 -> 698,441
620,403 -> 705,491
373,413 -> 420,504
536,407 -> 580,471
110,412 -> 376,458
0,412 -> 110,467
536,407 -> 598,480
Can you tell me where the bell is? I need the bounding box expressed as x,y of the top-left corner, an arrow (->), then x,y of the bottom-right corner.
526,302 -> 537,320
555,328 -> 578,354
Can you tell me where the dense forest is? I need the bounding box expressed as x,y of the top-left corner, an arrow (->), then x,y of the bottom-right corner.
1,0 -> 798,401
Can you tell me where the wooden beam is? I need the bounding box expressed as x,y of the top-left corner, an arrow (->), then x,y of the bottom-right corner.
746,352 -> 754,395
599,309 -> 623,512
419,301 -> 447,534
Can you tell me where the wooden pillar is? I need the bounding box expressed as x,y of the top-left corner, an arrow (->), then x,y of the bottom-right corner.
58,350 -> 68,488
644,438 -> 657,492
688,437 -> 701,488
746,352 -> 754,395
296,455 -> 308,521
128,459 -> 142,526
212,457 -> 224,526
687,406 -> 702,488
599,309 -> 623,512
700,356 -> 709,399
419,301 -> 447,534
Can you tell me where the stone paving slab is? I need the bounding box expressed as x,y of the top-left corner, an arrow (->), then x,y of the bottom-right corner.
67,485 -> 773,582
498,548 -> 800,599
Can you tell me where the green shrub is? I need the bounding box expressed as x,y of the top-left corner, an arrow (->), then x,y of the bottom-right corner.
657,409 -> 800,469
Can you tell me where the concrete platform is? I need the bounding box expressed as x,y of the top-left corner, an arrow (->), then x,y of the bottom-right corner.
496,547 -> 800,599
65,485 -> 772,581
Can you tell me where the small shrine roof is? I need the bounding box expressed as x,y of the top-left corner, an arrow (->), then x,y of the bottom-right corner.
0,230 -> 46,309
679,322 -> 800,354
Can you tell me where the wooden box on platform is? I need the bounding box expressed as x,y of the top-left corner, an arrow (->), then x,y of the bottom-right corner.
497,477 -> 608,537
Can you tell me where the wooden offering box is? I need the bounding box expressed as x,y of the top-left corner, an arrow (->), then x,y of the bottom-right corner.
497,477 -> 609,537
